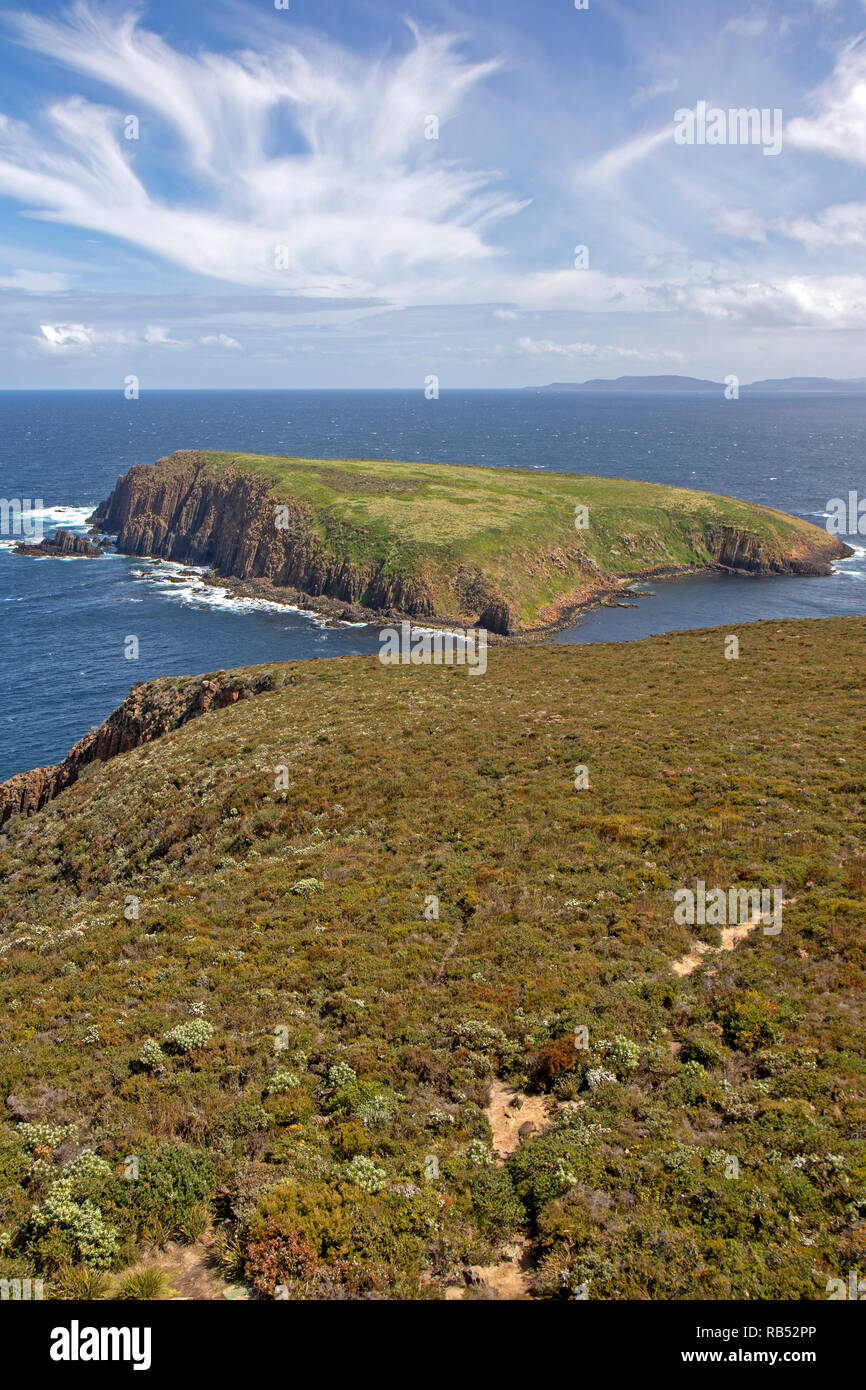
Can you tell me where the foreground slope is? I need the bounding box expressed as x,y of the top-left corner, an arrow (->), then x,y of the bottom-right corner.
0,619 -> 864,1299
91,450 -> 848,632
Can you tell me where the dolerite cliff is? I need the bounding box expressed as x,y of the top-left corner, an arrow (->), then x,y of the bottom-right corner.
708,524 -> 843,575
0,669 -> 278,829
90,450 -> 435,618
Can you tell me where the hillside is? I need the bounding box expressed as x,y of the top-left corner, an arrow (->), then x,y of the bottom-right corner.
90,451 -> 848,634
533,376 -> 866,393
0,618 -> 864,1299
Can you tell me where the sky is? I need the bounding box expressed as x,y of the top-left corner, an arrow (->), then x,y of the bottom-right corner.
1,0 -> 866,387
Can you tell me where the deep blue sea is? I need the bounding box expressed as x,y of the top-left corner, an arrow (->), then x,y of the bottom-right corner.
1,389 -> 864,782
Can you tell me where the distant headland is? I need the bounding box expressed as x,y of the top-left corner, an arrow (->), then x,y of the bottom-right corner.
528,375 -> 866,393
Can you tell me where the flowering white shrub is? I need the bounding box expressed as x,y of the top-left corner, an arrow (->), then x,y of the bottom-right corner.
328,1062 -> 357,1089
27,1179 -> 119,1268
139,1038 -> 166,1070
585,1067 -> 618,1090
162,1020 -> 215,1053
343,1155 -> 387,1194
266,1071 -> 301,1094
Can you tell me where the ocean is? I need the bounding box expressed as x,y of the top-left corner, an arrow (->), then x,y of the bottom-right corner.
0,388 -> 863,782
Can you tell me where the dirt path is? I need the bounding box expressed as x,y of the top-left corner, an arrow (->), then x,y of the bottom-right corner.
485,1078 -> 554,1161
444,1080 -> 556,1300
121,1233 -> 249,1300
458,1240 -> 536,1299
671,901 -> 788,977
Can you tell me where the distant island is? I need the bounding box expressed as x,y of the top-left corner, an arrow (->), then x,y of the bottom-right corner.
86,450 -> 849,640
529,375 -> 866,393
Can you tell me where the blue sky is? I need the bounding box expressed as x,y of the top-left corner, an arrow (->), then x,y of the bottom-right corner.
1,0 -> 866,387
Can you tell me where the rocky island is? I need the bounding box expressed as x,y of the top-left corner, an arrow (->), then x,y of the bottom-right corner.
89,450 -> 850,635
14,527 -> 106,559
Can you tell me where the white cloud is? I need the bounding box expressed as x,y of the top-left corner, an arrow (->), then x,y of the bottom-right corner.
515,336 -> 683,364
0,269 -> 70,292
771,200 -> 866,249
652,273 -> 866,326
200,333 -> 242,349
787,37 -> 866,164
39,322 -> 92,346
0,4 -> 525,302
722,15 -> 771,38
629,78 -> 679,109
714,206 -> 769,241
581,125 -> 673,186
143,324 -> 182,345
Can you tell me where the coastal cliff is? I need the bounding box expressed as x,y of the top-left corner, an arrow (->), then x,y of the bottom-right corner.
89,450 -> 851,635
90,451 -> 436,619
0,668 -> 279,829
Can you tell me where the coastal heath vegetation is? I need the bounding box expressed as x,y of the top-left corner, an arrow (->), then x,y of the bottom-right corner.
0,618 -> 863,1299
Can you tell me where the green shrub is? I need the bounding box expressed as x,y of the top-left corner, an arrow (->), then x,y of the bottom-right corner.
469,1165 -> 524,1237
115,1267 -> 169,1300
25,1181 -> 120,1270
54,1263 -> 111,1300
716,993 -> 781,1053
115,1145 -> 214,1238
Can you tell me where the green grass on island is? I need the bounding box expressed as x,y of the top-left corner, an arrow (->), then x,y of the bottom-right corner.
0,618 -> 863,1299
202,450 -> 838,627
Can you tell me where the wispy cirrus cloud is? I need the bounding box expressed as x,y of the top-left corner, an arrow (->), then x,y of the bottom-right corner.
0,3 -> 526,300
515,335 -> 683,365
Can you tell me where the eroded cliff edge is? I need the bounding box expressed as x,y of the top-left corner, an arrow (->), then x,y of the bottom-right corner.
0,669 -> 281,830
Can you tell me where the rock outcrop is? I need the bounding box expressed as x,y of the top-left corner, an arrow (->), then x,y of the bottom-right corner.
0,670 -> 278,829
14,529 -> 105,558
708,523 -> 843,576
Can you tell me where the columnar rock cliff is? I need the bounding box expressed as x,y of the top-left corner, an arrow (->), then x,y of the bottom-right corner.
708,524 -> 841,575
90,451 -> 436,617
0,669 -> 278,829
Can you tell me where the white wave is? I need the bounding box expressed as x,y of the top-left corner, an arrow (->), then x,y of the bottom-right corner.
30,503 -> 94,527
127,556 -> 362,626
831,541 -> 866,580
395,622 -> 479,646
0,501 -> 99,552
